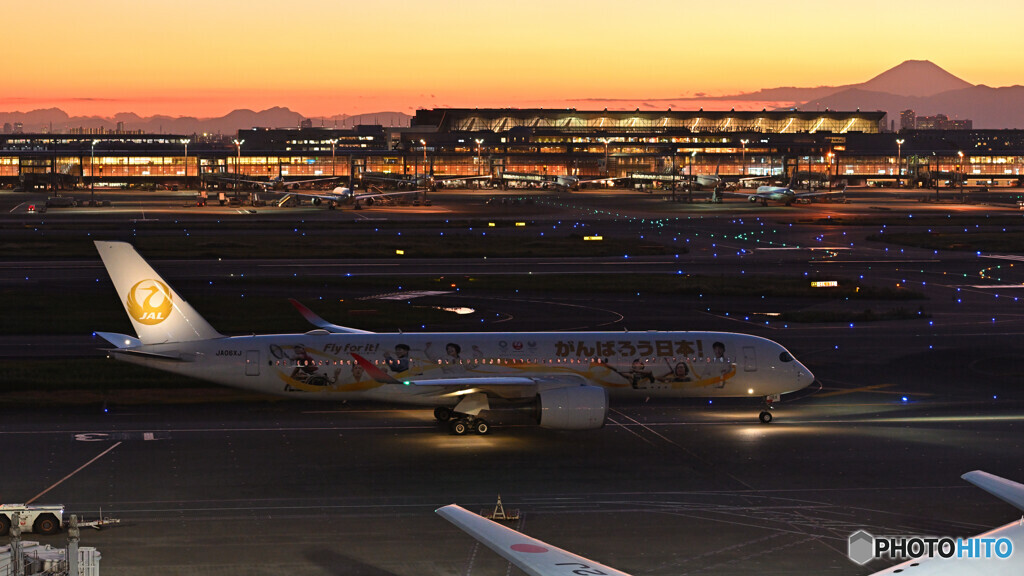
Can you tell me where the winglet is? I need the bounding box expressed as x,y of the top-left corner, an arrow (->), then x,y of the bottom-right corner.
962,470 -> 1024,513
288,299 -> 373,334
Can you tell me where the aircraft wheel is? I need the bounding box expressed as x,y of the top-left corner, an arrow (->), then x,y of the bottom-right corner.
434,407 -> 453,422
759,411 -> 773,424
0,514 -> 10,536
450,419 -> 469,435
473,419 -> 490,435
33,513 -> 61,536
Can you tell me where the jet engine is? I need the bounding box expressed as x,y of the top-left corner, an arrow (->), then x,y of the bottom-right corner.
535,385 -> 608,430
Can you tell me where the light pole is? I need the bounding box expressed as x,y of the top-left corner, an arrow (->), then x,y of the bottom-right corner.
689,150 -> 697,203
330,138 -> 337,177
420,139 -> 428,176
90,139 -> 99,205
419,139 -> 429,200
475,138 -> 484,176
599,138 -> 611,177
181,138 -> 190,189
232,138 -> 244,198
958,150 -> 965,197
896,138 -> 904,189
740,138 -> 749,176
826,150 -> 834,191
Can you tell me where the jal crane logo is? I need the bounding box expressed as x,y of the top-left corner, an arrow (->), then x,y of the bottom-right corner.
126,279 -> 173,325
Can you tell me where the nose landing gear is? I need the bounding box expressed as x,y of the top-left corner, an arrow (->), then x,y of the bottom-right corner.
759,394 -> 780,424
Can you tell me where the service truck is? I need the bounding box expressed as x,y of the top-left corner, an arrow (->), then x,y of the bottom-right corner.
0,504 -> 63,535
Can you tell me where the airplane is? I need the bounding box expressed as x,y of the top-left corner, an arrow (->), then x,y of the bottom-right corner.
437,470 -> 1024,575
723,174 -> 847,206
93,241 -> 814,434
359,172 -> 491,191
500,172 -> 624,191
275,185 -> 423,209
205,173 -> 422,209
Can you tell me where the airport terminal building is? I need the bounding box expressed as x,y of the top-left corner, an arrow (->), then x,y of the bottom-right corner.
2,108 -> 1024,191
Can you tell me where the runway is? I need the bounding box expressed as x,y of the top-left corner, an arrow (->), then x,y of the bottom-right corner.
3,189 -> 1024,575
3,393 -> 1023,576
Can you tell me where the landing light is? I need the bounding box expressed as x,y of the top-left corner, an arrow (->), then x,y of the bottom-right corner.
747,388 -> 754,395
396,249 -> 405,255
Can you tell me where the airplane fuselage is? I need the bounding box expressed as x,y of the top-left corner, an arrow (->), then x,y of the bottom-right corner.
113,330 -> 812,406
751,186 -> 796,203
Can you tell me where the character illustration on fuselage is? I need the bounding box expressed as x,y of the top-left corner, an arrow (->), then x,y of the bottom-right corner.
93,241 -> 814,434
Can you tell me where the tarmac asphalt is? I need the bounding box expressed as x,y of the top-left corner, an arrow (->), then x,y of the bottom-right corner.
2,187 -> 1024,575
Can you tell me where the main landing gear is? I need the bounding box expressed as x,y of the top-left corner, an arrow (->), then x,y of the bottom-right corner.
434,407 -> 490,435
759,394 -> 781,424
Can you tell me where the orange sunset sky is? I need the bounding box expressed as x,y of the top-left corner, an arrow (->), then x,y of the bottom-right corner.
5,0 -> 1023,118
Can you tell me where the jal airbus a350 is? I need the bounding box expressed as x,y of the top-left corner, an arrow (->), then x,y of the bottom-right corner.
94,241 -> 813,434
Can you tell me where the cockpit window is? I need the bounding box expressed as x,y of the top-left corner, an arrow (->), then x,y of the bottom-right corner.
779,351 -> 793,363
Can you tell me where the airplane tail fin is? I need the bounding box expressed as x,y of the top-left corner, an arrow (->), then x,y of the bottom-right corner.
94,241 -> 223,345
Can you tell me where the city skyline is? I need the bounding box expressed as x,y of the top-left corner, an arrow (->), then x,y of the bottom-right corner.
6,0 -> 1023,118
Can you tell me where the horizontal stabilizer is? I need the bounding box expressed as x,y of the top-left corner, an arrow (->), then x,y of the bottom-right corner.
108,348 -> 193,362
962,470 -> 1024,512
95,332 -> 141,349
288,299 -> 373,334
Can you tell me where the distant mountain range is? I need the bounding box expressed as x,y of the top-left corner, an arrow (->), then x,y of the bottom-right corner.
716,60 -> 1023,129
0,107 -> 413,136
4,61 -> 1022,132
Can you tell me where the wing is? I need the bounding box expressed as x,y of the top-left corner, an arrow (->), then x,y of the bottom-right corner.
278,176 -> 345,186
864,471 -> 1024,576
353,189 -> 424,201
865,522 -> 1024,576
279,191 -> 348,202
719,190 -> 771,199
288,299 -> 374,334
577,176 -> 630,185
794,189 -> 845,198
437,505 -> 632,576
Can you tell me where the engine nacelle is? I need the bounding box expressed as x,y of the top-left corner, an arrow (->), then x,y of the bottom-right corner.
536,385 -> 608,430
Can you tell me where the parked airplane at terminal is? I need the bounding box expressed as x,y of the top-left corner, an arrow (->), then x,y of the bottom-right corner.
438,470 -> 1024,576
499,171 -> 623,191
93,241 -> 813,434
206,173 -> 421,208
279,185 -> 422,209
723,174 -> 846,206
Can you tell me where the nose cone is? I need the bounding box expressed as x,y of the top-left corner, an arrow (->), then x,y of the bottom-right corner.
792,359 -> 814,392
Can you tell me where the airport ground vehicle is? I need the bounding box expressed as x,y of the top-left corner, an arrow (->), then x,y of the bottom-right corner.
0,504 -> 64,535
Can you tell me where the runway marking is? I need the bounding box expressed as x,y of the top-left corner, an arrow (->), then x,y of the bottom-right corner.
815,383 -> 897,398
27,441 -> 122,504
812,259 -> 942,264
982,254 -> 1024,262
611,409 -> 753,490
605,415 -> 655,445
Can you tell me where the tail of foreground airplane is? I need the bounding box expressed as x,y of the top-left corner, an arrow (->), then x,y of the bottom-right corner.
95,241 -> 222,345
